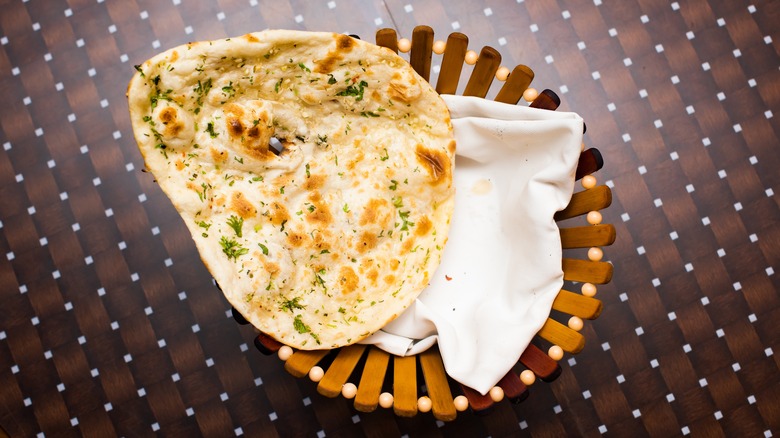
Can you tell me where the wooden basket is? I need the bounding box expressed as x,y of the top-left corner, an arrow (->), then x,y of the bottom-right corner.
233,26 -> 614,421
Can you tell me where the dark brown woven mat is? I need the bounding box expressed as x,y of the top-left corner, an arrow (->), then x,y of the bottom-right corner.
1,0 -> 778,436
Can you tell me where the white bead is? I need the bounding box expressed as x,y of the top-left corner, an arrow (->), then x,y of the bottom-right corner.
587,210 -> 602,225
588,247 -> 604,261
581,175 -> 597,189
581,283 -> 597,297
308,366 -> 324,382
453,395 -> 469,411
520,369 -> 536,385
379,392 -> 394,408
464,50 -> 478,65
523,87 -> 538,102
433,40 -> 446,54
496,66 -> 510,81
568,316 -> 584,331
398,38 -> 411,53
489,386 -> 504,402
548,345 -> 564,361
341,382 -> 357,399
417,396 -> 432,412
277,346 -> 293,361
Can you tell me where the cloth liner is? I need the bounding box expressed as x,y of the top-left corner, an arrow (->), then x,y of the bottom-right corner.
361,94 -> 584,395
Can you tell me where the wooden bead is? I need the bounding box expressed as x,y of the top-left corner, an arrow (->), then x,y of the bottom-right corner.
568,316 -> 584,331
496,66 -> 510,81
418,396 -> 432,412
586,210 -> 602,225
581,175 -> 597,189
520,369 -> 536,385
398,38 -> 411,53
523,87 -> 538,102
581,283 -> 597,297
379,392 -> 394,408
464,50 -> 478,65
588,247 -> 604,261
433,40 -> 446,54
341,382 -> 357,399
548,345 -> 564,361
453,395 -> 469,412
308,366 -> 324,382
489,386 -> 505,402
278,346 -> 293,361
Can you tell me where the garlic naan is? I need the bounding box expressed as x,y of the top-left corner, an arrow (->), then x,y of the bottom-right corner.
128,30 -> 455,349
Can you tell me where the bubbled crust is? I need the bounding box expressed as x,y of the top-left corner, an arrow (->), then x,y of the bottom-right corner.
128,30 -> 454,349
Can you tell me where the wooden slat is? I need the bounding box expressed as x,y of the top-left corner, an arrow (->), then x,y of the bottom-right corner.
284,350 -> 330,378
463,46 -> 502,98
393,355 -> 418,417
560,224 -> 616,248
562,258 -> 614,284
575,148 -> 604,180
419,348 -> 457,421
554,185 -> 613,221
459,384 -> 494,413
410,25 -> 434,82
552,289 -> 603,320
529,89 -> 561,110
519,344 -> 561,382
496,371 -> 528,402
538,318 -> 586,354
354,348 -> 390,412
494,64 -> 534,104
317,344 -> 367,398
435,32 -> 468,95
253,332 -> 282,354
375,28 -> 398,53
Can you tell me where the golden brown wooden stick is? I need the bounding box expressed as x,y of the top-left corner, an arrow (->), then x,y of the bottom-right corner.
560,224 -> 616,249
354,348 -> 390,412
494,64 -> 535,104
317,344 -> 367,398
562,258 -> 613,284
284,350 -> 329,378
463,46 -> 502,98
554,185 -> 612,221
410,25 -> 434,82
435,32 -> 468,95
375,28 -> 398,53
393,355 -> 418,417
419,348 -> 457,421
552,289 -> 603,319
538,318 -> 585,353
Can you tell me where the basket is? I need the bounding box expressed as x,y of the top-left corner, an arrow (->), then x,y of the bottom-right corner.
232,26 -> 615,421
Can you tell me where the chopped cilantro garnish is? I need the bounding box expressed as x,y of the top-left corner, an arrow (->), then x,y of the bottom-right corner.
219,236 -> 248,261
336,80 -> 368,101
279,297 -> 306,312
258,243 -> 269,255
205,122 -> 218,138
227,215 -> 243,237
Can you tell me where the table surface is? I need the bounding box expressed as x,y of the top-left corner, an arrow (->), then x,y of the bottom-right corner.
1,0 -> 778,436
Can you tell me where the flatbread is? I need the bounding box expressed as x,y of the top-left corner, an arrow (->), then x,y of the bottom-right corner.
127,30 -> 455,349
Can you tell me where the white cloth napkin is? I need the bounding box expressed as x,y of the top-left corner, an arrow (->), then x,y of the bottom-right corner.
361,95 -> 584,395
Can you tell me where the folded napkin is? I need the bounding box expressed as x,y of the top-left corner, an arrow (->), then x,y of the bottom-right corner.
361,94 -> 584,395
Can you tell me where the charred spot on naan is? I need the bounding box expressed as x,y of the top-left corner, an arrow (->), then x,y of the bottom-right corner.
314,34 -> 356,74
305,192 -> 333,225
387,71 -> 422,103
415,144 -> 451,186
303,174 -> 325,191
267,201 -> 290,226
231,192 -> 256,219
244,33 -> 260,43
338,266 -> 359,295
286,231 -> 306,248
159,107 -> 185,137
415,215 -> 432,237
355,231 -> 379,253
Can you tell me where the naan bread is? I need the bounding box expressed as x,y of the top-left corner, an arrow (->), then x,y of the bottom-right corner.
127,30 -> 455,349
